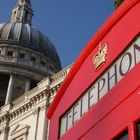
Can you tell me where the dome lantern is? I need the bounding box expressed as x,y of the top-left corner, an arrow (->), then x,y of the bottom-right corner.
11,0 -> 33,25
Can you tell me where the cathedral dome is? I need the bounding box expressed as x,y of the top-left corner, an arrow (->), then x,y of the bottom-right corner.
0,22 -> 61,68
0,0 -> 62,108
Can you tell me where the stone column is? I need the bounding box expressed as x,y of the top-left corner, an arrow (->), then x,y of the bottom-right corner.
25,80 -> 30,92
13,48 -> 18,62
33,107 -> 40,140
1,48 -> 6,61
1,48 -> 6,55
5,74 -> 14,104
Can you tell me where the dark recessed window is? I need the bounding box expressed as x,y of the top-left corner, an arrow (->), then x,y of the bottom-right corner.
31,56 -> 36,62
136,121 -> 140,139
19,53 -> 25,59
40,61 -> 45,66
25,11 -> 28,21
7,51 -> 13,56
49,66 -> 53,70
114,130 -> 128,140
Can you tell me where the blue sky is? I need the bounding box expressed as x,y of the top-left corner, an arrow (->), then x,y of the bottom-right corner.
0,0 -> 115,68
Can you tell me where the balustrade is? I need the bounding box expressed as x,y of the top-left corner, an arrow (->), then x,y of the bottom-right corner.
0,54 -> 48,72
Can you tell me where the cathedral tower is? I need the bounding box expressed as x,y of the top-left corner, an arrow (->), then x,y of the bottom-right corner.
0,0 -> 61,107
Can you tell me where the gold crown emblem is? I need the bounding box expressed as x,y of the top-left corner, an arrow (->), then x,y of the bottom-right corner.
93,42 -> 108,70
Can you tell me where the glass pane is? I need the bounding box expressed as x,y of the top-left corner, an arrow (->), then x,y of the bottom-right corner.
136,121 -> 140,140
114,130 -> 128,140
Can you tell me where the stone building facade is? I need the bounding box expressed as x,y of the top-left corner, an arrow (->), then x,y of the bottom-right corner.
0,0 -> 70,140
0,64 -> 71,140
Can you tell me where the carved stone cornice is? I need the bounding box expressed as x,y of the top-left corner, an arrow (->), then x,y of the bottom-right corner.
0,111 -> 10,125
51,64 -> 71,84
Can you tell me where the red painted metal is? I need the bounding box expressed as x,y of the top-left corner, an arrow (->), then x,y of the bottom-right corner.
47,0 -> 140,139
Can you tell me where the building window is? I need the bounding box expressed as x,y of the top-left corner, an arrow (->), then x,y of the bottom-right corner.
114,130 -> 128,140
31,56 -> 36,63
7,50 -> 13,56
25,11 -> 28,21
136,121 -> 140,139
49,65 -> 53,71
40,60 -> 45,66
19,53 -> 25,59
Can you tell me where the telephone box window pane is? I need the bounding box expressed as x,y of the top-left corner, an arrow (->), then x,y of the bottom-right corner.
114,130 -> 128,140
136,121 -> 140,139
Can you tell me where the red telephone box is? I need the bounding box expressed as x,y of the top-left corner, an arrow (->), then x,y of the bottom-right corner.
47,0 -> 140,139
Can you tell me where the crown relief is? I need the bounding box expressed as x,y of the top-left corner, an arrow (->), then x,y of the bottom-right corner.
93,42 -> 108,70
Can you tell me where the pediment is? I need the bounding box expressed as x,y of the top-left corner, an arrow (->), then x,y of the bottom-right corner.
11,124 -> 30,135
